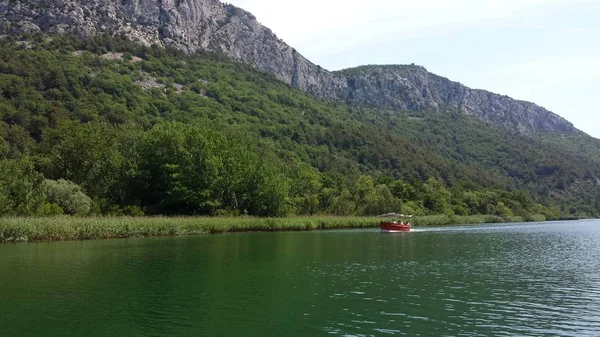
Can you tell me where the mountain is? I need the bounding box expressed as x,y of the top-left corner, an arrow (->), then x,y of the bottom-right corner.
0,1 -> 599,218
0,0 -> 578,134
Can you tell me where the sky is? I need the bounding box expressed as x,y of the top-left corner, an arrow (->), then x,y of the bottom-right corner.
227,0 -> 600,138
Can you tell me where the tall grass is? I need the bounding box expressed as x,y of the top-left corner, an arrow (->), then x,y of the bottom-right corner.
0,214 -> 548,243
0,216 -> 381,243
412,214 -> 546,226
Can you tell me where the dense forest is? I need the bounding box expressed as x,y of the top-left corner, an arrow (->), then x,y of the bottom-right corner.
1,34 -> 599,219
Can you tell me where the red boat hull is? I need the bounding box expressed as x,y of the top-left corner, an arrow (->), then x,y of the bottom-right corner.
380,222 -> 411,232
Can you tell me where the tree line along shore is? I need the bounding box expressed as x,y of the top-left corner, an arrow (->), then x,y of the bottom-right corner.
1,35 -> 595,231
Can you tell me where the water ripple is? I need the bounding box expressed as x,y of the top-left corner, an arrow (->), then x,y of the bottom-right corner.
1,221 -> 600,336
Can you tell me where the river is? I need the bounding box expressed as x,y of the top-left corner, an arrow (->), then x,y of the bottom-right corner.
1,221 -> 599,336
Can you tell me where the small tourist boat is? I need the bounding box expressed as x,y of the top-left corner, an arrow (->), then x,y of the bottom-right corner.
379,214 -> 412,232
379,221 -> 411,232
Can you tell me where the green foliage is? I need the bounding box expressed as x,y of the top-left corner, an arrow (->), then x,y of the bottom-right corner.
37,121 -> 124,198
0,35 -> 597,218
494,201 -> 513,218
0,138 -> 8,159
44,179 -> 92,215
37,202 -> 64,216
353,175 -> 402,215
290,164 -> 323,215
421,178 -> 452,215
121,122 -> 289,216
0,158 -> 46,216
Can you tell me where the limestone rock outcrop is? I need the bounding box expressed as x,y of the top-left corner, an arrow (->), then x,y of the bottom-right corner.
0,0 -> 578,134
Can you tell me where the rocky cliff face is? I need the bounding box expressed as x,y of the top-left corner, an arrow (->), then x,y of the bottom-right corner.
0,0 -> 578,134
336,65 -> 577,134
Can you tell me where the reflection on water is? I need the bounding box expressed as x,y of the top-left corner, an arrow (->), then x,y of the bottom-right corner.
1,221 -> 599,336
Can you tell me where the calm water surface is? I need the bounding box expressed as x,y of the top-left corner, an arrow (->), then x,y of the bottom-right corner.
1,221 -> 600,336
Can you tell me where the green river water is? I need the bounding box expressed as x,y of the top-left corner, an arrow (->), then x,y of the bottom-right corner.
1,221 -> 600,336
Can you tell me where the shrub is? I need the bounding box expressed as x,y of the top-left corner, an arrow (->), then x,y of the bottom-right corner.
121,205 -> 145,217
44,179 -> 92,215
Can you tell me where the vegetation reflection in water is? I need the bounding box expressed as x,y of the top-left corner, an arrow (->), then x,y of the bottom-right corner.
0,221 -> 599,336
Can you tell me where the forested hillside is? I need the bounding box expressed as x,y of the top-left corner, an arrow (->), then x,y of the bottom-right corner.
1,35 -> 599,219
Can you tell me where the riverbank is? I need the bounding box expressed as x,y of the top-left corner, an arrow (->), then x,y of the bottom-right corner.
0,214 -> 547,243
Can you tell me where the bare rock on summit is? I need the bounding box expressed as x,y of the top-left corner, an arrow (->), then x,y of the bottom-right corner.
337,65 -> 578,134
0,0 -> 579,134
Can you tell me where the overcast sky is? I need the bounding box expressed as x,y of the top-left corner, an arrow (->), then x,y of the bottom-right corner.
227,0 -> 600,138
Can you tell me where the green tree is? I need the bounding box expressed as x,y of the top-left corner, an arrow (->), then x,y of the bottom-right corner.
0,157 -> 47,216
0,138 -> 8,159
422,177 -> 452,214
290,164 -> 323,215
494,201 -> 513,218
38,121 -> 122,198
330,189 -> 356,216
352,175 -> 400,215
130,123 -> 221,215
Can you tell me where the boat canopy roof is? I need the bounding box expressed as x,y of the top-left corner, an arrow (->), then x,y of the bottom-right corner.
379,213 -> 413,218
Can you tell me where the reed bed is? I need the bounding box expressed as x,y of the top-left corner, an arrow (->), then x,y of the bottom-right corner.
412,214 -> 545,226
0,216 -> 381,243
0,214 -> 544,243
